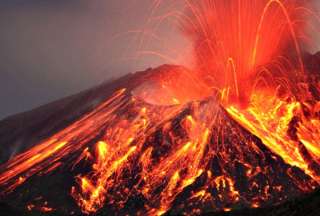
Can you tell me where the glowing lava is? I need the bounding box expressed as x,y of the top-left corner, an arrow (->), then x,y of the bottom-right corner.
0,0 -> 320,215
180,0 -> 307,105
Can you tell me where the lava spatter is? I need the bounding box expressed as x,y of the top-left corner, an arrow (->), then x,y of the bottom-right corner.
0,0 -> 320,215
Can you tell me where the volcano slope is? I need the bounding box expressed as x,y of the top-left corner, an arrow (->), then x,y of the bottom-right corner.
0,63 -> 319,216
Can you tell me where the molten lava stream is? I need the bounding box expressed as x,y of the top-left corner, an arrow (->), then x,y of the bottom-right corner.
226,92 -> 320,181
179,0 -> 320,183
0,0 -> 320,215
70,95 -> 220,214
0,89 -> 129,191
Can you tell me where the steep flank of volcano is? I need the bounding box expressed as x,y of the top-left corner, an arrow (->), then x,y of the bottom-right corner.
0,64 -> 319,216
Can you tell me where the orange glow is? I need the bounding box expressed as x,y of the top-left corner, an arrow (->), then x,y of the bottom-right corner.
180,0 -> 306,106
226,91 -> 320,182
0,1 -> 319,215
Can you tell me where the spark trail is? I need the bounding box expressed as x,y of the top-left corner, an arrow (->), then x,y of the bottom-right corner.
0,0 -> 320,215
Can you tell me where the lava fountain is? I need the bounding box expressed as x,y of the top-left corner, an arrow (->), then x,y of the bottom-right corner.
180,0 -> 307,105
179,0 -> 320,181
0,0 -> 320,215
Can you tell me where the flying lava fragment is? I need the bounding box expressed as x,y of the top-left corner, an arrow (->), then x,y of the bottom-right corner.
0,0 -> 320,215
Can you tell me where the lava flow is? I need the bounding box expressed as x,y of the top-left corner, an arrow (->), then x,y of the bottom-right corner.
0,0 -> 320,215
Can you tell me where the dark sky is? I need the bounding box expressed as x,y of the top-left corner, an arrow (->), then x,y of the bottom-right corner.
0,0 -> 190,119
0,1 -> 319,120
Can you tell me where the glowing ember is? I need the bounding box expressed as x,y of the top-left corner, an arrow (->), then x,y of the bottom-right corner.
180,0 -> 306,106
0,0 -> 320,215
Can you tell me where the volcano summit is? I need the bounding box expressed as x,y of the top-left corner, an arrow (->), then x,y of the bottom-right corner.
0,63 -> 320,216
1,0 -> 320,215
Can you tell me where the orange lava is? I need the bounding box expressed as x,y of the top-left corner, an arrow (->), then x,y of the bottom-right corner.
0,0 -> 319,215
226,91 -> 320,181
180,0 -> 306,106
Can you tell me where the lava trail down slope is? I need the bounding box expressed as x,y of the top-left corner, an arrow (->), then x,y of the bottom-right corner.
0,64 -> 320,216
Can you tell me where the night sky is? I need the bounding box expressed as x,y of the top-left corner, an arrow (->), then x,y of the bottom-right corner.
0,0 -> 319,120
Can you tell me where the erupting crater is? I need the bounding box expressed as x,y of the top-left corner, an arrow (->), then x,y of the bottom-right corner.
1,0 -> 320,215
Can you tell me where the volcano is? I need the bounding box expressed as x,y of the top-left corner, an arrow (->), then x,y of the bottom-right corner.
0,57 -> 320,215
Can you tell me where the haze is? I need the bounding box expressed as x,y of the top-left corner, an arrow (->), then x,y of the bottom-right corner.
0,0 -> 190,119
0,0 -> 319,119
